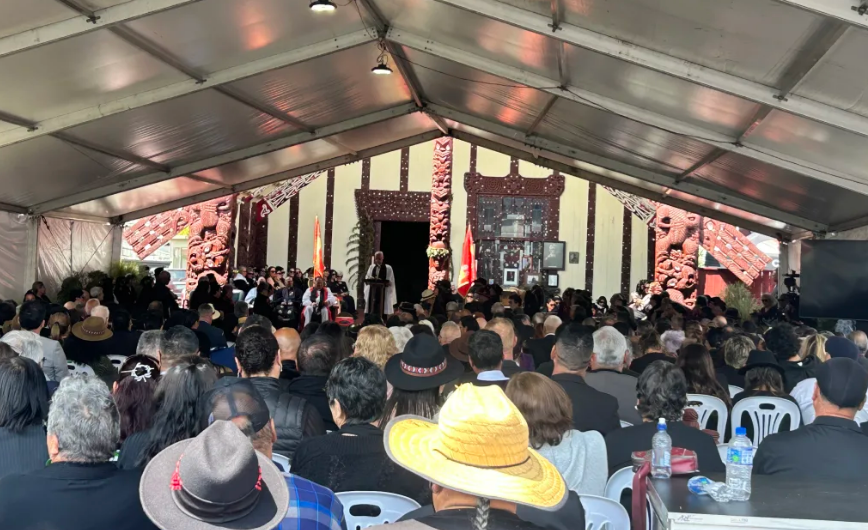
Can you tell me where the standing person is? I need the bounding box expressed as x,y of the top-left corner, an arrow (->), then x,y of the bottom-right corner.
31,282 -> 50,304
550,323 -> 621,435
150,270 -> 179,318
187,278 -> 213,315
234,326 -> 325,459
0,376 -> 158,530
754,358 -> 868,479
18,301 -> 68,382
586,326 -> 642,425
364,252 -> 397,316
0,357 -> 50,479
196,304 -> 228,350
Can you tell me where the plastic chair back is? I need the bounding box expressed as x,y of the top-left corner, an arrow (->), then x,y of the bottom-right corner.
728,385 -> 743,399
686,394 -> 729,441
336,491 -> 421,530
67,362 -> 95,376
604,467 -> 654,530
717,443 -> 728,465
580,494 -> 630,530
619,420 -> 633,428
107,355 -> 128,372
731,396 -> 801,446
271,453 -> 290,472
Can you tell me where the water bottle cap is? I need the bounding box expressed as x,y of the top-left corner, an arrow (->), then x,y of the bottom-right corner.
736,427 -> 746,436
657,418 -> 666,430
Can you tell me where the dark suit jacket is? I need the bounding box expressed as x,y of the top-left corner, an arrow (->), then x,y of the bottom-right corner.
584,369 -> 642,425
501,359 -> 524,377
605,420 -> 725,475
288,374 -> 337,431
525,335 -> 556,368
103,330 -> 142,358
628,352 -> 675,375
552,373 -> 621,435
0,425 -> 48,480
0,462 -> 157,529
754,416 -> 868,480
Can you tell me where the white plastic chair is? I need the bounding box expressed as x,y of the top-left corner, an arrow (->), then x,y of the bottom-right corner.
619,420 -> 633,428
107,355 -> 128,372
67,362 -> 95,376
336,491 -> 421,530
581,494 -> 630,530
717,444 -> 729,465
731,396 -> 801,446
271,453 -> 290,472
728,385 -> 743,399
686,394 -> 729,441
604,467 -> 654,528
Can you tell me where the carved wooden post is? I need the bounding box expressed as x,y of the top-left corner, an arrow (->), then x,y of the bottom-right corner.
428,137 -> 453,288
185,195 -> 237,292
653,204 -> 700,307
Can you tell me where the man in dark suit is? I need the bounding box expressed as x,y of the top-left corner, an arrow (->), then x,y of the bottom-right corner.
0,376 -> 157,529
444,331 -> 509,396
103,308 -> 141,358
755,358 -> 868,480
525,315 -> 561,368
586,326 -> 642,426
550,323 -> 621,435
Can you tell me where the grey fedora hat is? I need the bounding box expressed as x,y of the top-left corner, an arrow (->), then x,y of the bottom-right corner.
139,420 -> 288,530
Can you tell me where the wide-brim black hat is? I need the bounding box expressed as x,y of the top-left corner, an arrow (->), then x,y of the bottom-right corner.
386,334 -> 464,391
140,422 -> 288,530
739,349 -> 784,375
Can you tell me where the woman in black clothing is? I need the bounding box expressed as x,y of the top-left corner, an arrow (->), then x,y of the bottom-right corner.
677,344 -> 732,408
0,357 -> 49,479
253,282 -> 276,326
112,355 -> 160,444
187,278 -> 213,314
291,357 -> 430,505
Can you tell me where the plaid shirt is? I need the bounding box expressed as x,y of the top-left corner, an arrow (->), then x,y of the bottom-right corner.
278,474 -> 347,530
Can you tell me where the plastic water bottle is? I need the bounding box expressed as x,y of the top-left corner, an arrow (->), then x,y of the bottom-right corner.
726,427 -> 753,501
651,418 -> 672,478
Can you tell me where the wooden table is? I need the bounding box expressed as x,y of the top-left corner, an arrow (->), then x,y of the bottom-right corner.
648,474 -> 868,529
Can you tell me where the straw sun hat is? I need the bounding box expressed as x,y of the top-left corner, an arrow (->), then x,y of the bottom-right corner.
384,384 -> 566,510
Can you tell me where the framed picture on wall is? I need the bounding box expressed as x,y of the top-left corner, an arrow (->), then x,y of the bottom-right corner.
569,251 -> 580,264
542,241 -> 566,270
503,268 -> 519,286
547,273 -> 559,288
526,274 -> 539,286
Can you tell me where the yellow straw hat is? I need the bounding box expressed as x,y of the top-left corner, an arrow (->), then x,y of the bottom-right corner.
383,384 -> 567,510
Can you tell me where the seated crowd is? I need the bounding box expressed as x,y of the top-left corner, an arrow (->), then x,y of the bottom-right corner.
0,273 -> 866,529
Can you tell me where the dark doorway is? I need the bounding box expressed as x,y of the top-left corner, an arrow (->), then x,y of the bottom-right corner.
380,221 -> 429,307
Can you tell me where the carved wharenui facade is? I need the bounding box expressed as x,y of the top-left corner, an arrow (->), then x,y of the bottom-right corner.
428,137 -> 453,288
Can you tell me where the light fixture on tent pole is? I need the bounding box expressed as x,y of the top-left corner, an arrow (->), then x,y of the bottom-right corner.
371,42 -> 393,75
309,0 -> 337,12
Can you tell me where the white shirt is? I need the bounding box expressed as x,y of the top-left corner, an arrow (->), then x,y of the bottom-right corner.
790,378 -> 868,425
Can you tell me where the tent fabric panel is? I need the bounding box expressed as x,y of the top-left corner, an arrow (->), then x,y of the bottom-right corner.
124,0 -> 370,75
226,42 -> 413,129
0,211 -> 32,301
0,29 -> 189,124
0,135 -> 142,208
58,177 -> 222,219
792,27 -> 868,119
559,0 -> 824,86
62,89 -> 295,167
380,0 -> 561,82
37,217 -> 114,299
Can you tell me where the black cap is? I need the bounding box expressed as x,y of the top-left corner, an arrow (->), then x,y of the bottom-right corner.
816,357 -> 868,409
825,336 -> 859,360
201,377 -> 271,434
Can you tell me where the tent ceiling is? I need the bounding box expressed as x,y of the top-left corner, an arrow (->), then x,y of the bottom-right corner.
1,0 -> 867,239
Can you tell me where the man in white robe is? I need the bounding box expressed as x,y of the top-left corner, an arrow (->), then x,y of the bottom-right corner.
302,277 -> 337,324
364,251 -> 396,316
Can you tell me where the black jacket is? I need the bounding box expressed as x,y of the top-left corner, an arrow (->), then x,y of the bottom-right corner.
551,373 -> 621,435
288,374 -> 337,431
103,330 -> 142,358
501,359 -> 524,377
780,356 -> 816,393
605,420 -> 725,475
755,416 -> 868,480
629,352 -> 675,375
525,335 -> 556,368
716,364 -> 745,389
0,425 -> 48,480
0,462 -> 157,530
248,377 -> 326,459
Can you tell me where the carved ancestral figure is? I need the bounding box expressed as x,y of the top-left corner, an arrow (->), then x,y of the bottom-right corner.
654,205 -> 700,307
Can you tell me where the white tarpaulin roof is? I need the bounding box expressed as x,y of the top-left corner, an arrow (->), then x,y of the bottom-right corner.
2,0 -> 868,239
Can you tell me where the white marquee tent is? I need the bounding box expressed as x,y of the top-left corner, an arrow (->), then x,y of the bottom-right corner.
1,0 -> 867,297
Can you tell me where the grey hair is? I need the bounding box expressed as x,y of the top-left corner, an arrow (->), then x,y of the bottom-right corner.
593,326 -> 629,369
440,321 -> 461,342
491,302 -> 505,315
48,375 -> 119,462
91,305 -> 110,323
136,330 -> 163,360
661,330 -> 685,355
389,326 -> 413,352
532,312 -> 547,326
543,315 -> 562,335
89,286 -> 103,299
0,331 -> 43,365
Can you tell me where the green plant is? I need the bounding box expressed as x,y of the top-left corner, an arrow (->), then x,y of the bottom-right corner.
345,215 -> 374,295
425,246 -> 450,259
722,282 -> 761,323
57,275 -> 85,304
110,260 -> 144,280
